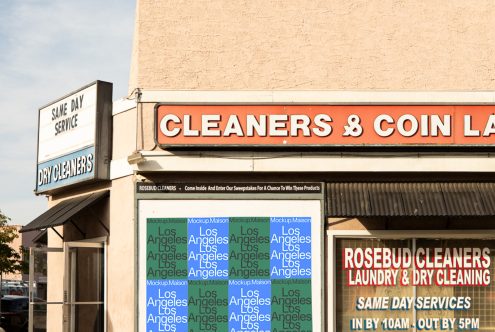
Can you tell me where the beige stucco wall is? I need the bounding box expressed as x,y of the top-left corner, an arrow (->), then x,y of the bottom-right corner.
113,107 -> 138,159
106,107 -> 137,332
130,0 -> 495,92
47,227 -> 64,332
106,176 -> 136,332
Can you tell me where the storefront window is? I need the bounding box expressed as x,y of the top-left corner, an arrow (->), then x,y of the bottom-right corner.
336,238 -> 495,332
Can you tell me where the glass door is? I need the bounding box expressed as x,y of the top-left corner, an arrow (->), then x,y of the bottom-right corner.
28,247 -> 64,332
63,241 -> 105,332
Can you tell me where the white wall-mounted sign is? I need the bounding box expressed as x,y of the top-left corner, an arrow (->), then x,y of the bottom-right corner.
36,81 -> 112,193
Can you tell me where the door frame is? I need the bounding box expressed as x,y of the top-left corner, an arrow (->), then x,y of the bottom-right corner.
63,238 -> 106,332
29,247 -> 64,332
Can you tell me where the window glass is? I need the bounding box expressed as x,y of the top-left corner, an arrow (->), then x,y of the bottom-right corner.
336,238 -> 495,332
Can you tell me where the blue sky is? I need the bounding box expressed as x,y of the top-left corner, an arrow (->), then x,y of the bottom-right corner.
0,0 -> 135,225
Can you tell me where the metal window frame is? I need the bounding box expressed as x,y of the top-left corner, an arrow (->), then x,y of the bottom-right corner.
326,229 -> 495,332
63,240 -> 106,332
28,247 -> 64,332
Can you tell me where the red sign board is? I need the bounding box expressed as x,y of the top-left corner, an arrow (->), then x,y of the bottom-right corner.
155,105 -> 495,147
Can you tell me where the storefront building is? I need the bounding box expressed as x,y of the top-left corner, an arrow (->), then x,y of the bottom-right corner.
22,1 -> 495,332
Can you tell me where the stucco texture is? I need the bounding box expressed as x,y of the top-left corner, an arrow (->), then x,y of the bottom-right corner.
129,0 -> 495,91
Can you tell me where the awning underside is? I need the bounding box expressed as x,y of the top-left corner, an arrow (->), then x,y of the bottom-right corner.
327,183 -> 495,217
21,191 -> 109,233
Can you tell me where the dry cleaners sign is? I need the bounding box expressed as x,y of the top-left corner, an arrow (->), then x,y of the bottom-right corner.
36,81 -> 112,193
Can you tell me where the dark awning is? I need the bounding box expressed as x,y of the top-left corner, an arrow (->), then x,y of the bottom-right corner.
327,183 -> 495,217
21,191 -> 109,233
31,229 -> 48,245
